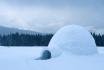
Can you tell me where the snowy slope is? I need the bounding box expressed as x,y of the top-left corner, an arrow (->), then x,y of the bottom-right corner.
0,26 -> 39,35
0,47 -> 104,70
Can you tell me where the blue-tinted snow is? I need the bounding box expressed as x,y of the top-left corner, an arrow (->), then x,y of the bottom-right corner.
0,47 -> 104,70
48,25 -> 97,56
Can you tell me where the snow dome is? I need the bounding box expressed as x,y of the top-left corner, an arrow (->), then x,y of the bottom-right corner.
48,25 -> 98,56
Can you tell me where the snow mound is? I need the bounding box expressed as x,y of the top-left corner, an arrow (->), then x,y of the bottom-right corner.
48,25 -> 98,56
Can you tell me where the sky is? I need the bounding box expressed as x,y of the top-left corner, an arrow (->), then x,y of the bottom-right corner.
0,0 -> 104,33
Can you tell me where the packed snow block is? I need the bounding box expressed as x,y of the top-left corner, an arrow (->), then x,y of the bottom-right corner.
48,46 -> 63,58
48,25 -> 98,56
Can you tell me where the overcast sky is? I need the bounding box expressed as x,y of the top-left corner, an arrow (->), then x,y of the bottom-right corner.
0,0 -> 104,33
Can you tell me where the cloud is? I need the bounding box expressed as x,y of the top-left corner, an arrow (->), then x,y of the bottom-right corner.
0,0 -> 104,33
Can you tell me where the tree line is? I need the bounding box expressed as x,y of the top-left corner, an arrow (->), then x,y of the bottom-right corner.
0,33 -> 53,46
0,32 -> 104,46
91,33 -> 104,46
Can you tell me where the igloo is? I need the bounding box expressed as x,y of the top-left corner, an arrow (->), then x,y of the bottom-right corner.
48,25 -> 98,56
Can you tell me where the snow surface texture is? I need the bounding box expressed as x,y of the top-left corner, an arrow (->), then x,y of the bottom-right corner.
48,25 -> 98,57
0,25 -> 102,70
0,47 -> 104,70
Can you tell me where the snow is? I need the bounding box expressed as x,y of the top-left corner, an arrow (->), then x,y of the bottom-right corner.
46,46 -> 63,58
0,47 -> 104,70
0,25 -> 102,70
97,47 -> 104,54
30,51 -> 104,70
48,25 -> 98,56
0,47 -> 43,70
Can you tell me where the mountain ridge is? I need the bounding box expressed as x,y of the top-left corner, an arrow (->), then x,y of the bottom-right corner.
0,26 -> 40,35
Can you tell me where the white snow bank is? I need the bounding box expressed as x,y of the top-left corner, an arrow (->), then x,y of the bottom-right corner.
0,47 -> 103,70
0,47 -> 43,59
48,25 -> 98,56
29,51 -> 104,70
